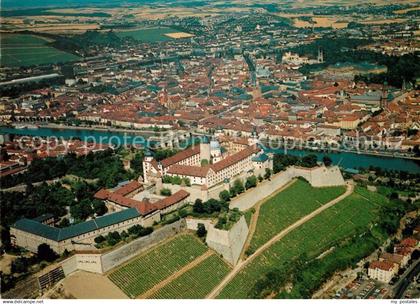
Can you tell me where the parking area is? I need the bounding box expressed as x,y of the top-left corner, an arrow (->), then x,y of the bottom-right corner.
333,276 -> 390,299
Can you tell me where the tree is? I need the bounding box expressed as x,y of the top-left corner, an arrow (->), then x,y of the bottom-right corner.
219,190 -> 231,202
233,179 -> 245,194
172,176 -> 182,185
204,199 -> 228,214
322,156 -> 333,167
245,175 -> 258,189
92,200 -> 107,216
0,147 -> 9,162
11,257 -> 29,273
94,235 -> 106,244
57,218 -> 70,228
215,215 -> 227,229
128,224 -> 142,236
70,199 -> 94,221
178,208 -> 188,218
197,223 -> 207,238
201,159 -> 209,166
160,188 -> 172,196
258,174 -> 263,182
229,187 -> 237,198
107,231 -> 121,246
193,199 -> 204,213
130,152 -> 144,175
411,249 -> 420,260
182,177 -> 191,186
162,175 -> 173,184
264,168 -> 272,180
300,154 -> 318,168
37,243 -> 58,262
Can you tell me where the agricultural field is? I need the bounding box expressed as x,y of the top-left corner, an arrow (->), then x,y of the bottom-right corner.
249,179 -> 346,252
1,34 -> 80,67
116,27 -> 185,42
108,234 -> 207,298
218,187 -> 388,298
150,253 -> 231,299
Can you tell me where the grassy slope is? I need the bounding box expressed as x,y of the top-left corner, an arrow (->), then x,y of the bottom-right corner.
249,179 -> 346,251
150,253 -> 231,299
218,187 -> 389,298
108,234 -> 207,298
1,34 -> 79,67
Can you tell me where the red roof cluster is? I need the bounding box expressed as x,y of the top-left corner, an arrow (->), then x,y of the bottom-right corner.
94,183 -> 189,216
161,145 -> 200,168
113,180 -> 143,196
369,260 -> 395,271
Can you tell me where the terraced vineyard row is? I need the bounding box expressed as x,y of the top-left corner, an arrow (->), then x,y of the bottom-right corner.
150,253 -> 231,299
218,187 -> 387,298
249,179 -> 346,251
109,234 -> 207,298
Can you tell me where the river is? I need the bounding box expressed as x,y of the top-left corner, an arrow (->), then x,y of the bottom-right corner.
1,127 -> 419,174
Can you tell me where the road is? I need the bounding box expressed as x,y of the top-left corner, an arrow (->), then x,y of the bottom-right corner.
206,181 -> 354,299
1,178 -> 59,192
393,258 -> 420,298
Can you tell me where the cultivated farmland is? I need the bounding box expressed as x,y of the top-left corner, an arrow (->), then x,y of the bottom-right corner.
1,34 -> 80,67
249,179 -> 346,252
150,253 -> 231,299
108,234 -> 207,298
217,187 -> 388,298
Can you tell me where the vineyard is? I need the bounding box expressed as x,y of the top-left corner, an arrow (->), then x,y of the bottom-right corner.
218,187 -> 388,298
1,34 -> 80,67
108,234 -> 207,298
150,253 -> 231,299
249,179 -> 346,251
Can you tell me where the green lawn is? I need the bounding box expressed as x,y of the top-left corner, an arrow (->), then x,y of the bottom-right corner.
116,27 -> 179,42
108,234 -> 207,298
1,34 -> 80,67
218,187 -> 389,299
249,179 -> 346,252
150,253 -> 231,299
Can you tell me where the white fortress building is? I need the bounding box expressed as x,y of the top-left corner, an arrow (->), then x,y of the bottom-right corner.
143,137 -> 273,200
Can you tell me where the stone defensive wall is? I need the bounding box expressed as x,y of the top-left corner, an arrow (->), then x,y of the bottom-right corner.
290,165 -> 345,188
186,216 -> 249,266
60,219 -> 187,275
230,165 -> 345,211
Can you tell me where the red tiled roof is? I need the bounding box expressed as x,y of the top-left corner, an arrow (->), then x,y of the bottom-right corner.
211,145 -> 259,172
133,200 -> 158,215
369,260 -> 395,271
379,252 -> 403,264
113,181 -> 143,196
399,238 -> 418,248
167,164 -> 210,177
154,190 -> 190,210
161,145 -> 200,168
394,246 -> 412,256
94,189 -> 111,200
107,193 -> 157,215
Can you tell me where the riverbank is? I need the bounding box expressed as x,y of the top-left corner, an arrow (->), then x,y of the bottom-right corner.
9,122 -> 173,137
1,126 -> 419,173
263,144 -> 420,162
4,124 -> 419,161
